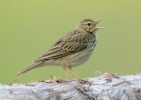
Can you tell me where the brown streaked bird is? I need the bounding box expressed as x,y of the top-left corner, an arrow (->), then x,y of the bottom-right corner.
17,18 -> 103,81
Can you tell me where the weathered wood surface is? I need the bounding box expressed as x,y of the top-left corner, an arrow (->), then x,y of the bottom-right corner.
0,73 -> 141,100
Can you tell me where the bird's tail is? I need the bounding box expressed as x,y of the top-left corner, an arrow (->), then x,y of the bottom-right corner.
16,61 -> 44,76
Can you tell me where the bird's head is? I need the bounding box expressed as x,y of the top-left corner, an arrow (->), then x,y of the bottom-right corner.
76,18 -> 103,34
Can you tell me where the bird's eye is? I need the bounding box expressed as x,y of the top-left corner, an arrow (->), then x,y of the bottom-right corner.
87,23 -> 91,26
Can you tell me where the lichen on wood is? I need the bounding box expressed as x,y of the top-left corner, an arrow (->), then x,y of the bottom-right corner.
0,73 -> 141,100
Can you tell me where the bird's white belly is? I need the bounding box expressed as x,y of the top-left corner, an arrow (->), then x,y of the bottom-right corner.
53,45 -> 95,68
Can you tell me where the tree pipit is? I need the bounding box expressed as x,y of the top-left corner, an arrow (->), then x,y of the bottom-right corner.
17,18 -> 103,81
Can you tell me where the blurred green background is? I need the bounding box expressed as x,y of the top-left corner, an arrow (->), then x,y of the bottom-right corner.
0,0 -> 141,83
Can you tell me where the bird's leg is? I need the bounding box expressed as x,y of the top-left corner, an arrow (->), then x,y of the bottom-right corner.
68,67 -> 81,81
63,68 -> 72,80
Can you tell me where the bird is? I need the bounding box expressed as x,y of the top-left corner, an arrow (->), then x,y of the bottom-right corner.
17,18 -> 103,81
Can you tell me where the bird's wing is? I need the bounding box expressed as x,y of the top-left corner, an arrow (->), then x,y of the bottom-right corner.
34,30 -> 92,62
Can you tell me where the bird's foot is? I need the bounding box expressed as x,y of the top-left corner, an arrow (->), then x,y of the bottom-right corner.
68,77 -> 73,81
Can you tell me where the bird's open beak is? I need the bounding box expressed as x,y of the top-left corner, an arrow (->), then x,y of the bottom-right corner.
95,20 -> 102,24
96,27 -> 104,30
95,20 -> 104,30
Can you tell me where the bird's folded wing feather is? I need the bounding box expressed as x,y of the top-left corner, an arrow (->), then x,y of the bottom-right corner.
34,31 -> 91,62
